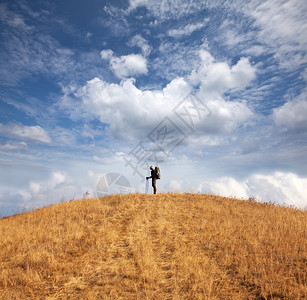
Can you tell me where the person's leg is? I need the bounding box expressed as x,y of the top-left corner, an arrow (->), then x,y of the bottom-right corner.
152,180 -> 157,194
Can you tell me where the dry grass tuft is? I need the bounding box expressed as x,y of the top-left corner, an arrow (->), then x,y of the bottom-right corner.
0,193 -> 306,299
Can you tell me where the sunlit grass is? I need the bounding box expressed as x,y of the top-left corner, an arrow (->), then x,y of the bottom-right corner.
0,193 -> 306,299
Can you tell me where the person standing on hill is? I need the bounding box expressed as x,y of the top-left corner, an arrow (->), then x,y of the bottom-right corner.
146,166 -> 157,194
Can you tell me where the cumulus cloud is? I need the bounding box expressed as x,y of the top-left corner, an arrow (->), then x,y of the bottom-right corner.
71,77 -> 185,139
0,149 -> 101,212
22,171 -> 66,204
191,50 -> 256,95
64,49 -> 255,141
67,84 -> 250,142
0,123 -> 51,144
195,97 -> 253,134
188,50 -> 255,133
17,171 -> 70,209
0,162 -> 107,216
203,177 -> 249,199
273,90 -> 307,132
109,54 -> 147,78
201,172 -> 307,210
100,49 -> 148,78
247,172 -> 307,209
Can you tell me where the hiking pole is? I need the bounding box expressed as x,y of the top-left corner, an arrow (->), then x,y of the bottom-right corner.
145,178 -> 149,194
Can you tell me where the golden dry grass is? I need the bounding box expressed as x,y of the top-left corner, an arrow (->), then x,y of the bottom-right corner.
0,193 -> 306,299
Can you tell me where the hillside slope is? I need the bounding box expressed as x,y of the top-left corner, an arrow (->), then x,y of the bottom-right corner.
0,193 -> 306,299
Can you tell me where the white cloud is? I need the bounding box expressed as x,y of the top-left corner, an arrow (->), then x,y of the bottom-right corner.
81,124 -> 104,139
1,23 -> 76,85
203,0 -> 307,71
188,50 -> 255,133
125,0 -> 306,79
128,34 -> 152,57
195,97 -> 253,134
14,170 -> 72,209
249,0 -> 307,49
247,172 -> 307,209
273,91 -> 307,132
155,40 -> 200,81
65,50 -> 255,140
0,141 -> 29,151
165,179 -> 182,192
0,164 -> 109,213
69,79 -> 250,141
188,135 -> 232,148
192,50 -> 256,95
100,49 -> 113,60
0,123 -> 51,144
18,190 -> 31,202
239,0 -> 307,70
110,54 -> 147,78
72,77 -> 183,139
101,49 -> 148,78
127,0 -> 214,19
0,3 -> 32,31
216,18 -> 256,51
243,45 -> 267,56
85,32 -> 92,38
168,19 -> 209,37
127,0 -> 149,12
51,171 -> 66,187
29,181 -> 40,194
204,177 -> 249,199
201,172 -> 307,210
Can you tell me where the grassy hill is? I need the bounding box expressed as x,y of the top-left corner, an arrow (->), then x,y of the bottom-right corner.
0,193 -> 306,299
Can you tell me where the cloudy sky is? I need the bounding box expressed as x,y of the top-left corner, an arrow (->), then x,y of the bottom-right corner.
1,0 -> 307,215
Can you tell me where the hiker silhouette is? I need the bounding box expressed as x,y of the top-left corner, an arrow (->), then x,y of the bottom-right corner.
146,166 -> 157,194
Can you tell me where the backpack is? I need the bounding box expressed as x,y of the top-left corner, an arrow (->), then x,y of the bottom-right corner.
155,166 -> 161,179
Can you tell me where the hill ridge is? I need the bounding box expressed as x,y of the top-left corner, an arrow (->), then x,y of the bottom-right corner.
1,193 -> 306,299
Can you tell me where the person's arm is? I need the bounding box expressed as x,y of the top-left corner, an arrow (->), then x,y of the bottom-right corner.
146,176 -> 152,179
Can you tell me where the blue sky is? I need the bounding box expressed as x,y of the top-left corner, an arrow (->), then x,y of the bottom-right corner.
1,0 -> 307,215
